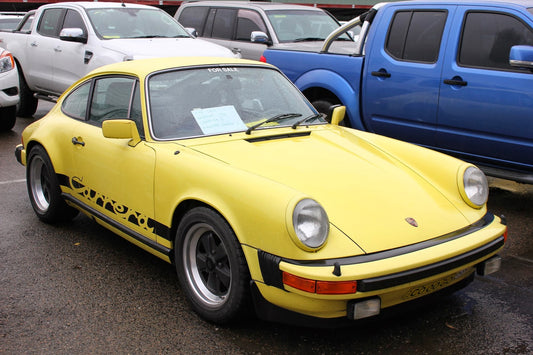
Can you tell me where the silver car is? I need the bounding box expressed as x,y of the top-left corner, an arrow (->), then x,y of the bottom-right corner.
175,1 -> 355,60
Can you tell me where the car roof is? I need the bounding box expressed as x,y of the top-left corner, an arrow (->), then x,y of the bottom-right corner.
391,0 -> 532,9
179,1 -> 327,12
40,1 -> 157,10
86,57 -> 272,79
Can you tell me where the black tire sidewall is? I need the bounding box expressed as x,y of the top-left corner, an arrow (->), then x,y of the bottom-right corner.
174,207 -> 250,324
0,106 -> 16,131
17,71 -> 38,118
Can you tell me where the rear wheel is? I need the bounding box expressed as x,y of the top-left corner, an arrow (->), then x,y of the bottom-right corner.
0,106 -> 16,131
27,145 -> 78,223
175,207 -> 251,324
311,98 -> 346,126
17,71 -> 38,117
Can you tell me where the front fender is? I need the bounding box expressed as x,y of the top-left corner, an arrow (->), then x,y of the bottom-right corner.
294,69 -> 363,130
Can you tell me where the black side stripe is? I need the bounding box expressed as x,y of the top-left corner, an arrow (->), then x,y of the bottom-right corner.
63,193 -> 172,257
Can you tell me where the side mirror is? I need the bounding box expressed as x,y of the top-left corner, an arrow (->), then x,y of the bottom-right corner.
59,28 -> 87,44
330,105 -> 346,126
102,119 -> 141,147
509,45 -> 533,70
185,27 -> 197,37
251,31 -> 270,44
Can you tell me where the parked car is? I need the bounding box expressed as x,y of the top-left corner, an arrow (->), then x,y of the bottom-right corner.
15,57 -> 506,325
0,47 -> 19,131
0,2 -> 239,118
263,0 -> 533,184
175,1 -> 355,60
0,12 -> 25,31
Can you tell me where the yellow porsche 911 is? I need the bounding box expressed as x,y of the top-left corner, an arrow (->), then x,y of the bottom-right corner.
15,57 -> 507,325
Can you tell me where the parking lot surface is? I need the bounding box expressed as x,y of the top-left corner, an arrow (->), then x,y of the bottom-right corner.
1,101 -> 532,354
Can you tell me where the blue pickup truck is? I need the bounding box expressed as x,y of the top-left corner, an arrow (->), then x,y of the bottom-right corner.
262,0 -> 533,184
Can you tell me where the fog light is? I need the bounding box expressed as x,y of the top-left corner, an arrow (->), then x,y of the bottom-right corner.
348,298 -> 381,320
477,256 -> 501,276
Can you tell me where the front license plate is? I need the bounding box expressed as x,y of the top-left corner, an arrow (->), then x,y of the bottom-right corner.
402,268 -> 473,301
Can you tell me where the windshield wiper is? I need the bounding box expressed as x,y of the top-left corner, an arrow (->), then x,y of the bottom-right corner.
291,113 -> 325,129
245,113 -> 302,135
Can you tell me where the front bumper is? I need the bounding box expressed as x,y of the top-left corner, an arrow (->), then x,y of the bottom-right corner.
252,213 -> 506,321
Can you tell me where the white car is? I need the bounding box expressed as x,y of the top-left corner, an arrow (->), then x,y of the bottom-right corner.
0,47 -> 19,131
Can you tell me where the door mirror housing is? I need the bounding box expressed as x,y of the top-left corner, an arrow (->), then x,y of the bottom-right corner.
59,28 -> 87,43
510,45 -> 533,69
102,119 -> 141,147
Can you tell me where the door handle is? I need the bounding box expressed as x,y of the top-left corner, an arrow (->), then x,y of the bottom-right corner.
72,137 -> 85,146
371,70 -> 391,78
444,78 -> 467,86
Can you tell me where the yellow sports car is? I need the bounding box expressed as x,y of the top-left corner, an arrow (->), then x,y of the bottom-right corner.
15,57 -> 507,325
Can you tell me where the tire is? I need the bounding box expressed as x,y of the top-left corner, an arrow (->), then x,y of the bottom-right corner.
17,71 -> 38,118
0,106 -> 16,131
175,207 -> 251,324
26,145 -> 78,223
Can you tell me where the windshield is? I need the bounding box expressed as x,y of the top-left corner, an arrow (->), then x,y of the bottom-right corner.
87,8 -> 190,39
266,10 -> 351,42
148,66 -> 321,139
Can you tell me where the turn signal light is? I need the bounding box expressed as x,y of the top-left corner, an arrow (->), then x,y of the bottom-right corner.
282,272 -> 357,294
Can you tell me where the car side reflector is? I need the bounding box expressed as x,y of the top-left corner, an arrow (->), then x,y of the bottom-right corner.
282,272 -> 357,294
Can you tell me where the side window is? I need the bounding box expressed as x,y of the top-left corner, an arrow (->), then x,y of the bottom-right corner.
62,9 -> 87,35
88,77 -> 135,126
62,81 -> 91,120
459,11 -> 533,71
19,13 -> 35,32
178,7 -> 209,36
37,8 -> 64,37
235,9 -> 267,41
386,10 -> 447,63
211,8 -> 237,40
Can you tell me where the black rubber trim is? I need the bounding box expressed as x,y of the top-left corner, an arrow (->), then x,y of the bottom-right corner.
245,131 -> 311,143
258,250 -> 284,288
62,193 -> 172,257
357,236 -> 504,292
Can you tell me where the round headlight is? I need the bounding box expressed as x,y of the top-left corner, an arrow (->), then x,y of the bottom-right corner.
292,199 -> 329,249
462,166 -> 488,207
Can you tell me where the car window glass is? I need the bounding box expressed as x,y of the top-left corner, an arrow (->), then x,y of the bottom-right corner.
386,10 -> 447,63
266,10 -> 342,42
37,8 -> 64,37
131,82 -> 144,138
62,9 -> 86,34
19,13 -> 34,32
211,8 -> 237,40
88,77 -> 135,126
236,9 -> 267,41
459,11 -> 533,71
62,81 -> 91,120
87,8 -> 189,39
148,66 -> 317,139
177,7 -> 209,36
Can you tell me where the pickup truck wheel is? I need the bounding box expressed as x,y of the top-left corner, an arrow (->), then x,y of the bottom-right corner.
17,72 -> 38,117
27,145 -> 79,223
0,106 -> 16,131
175,207 -> 251,324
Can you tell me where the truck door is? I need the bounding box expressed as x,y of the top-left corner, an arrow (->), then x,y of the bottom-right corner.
361,6 -> 452,147
437,6 -> 533,173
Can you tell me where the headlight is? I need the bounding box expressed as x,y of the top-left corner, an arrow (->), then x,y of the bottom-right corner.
460,166 -> 488,208
0,49 -> 15,73
292,199 -> 329,250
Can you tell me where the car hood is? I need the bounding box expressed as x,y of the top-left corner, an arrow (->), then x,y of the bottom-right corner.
273,40 -> 357,54
189,128 -> 472,254
100,37 -> 238,58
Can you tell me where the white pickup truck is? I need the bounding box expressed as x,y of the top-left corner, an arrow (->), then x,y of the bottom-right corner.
0,1 -> 239,117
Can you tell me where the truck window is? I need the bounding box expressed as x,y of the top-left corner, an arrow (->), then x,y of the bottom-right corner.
386,10 -> 447,63
62,9 -> 87,35
211,8 -> 237,39
459,11 -> 533,71
37,8 -> 64,37
177,7 -> 209,36
236,9 -> 267,41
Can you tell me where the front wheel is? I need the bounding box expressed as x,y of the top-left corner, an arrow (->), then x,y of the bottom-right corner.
175,207 -> 251,324
26,145 -> 78,223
